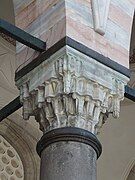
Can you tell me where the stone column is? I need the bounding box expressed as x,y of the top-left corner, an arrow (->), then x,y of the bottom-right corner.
16,46 -> 129,180
37,128 -> 100,180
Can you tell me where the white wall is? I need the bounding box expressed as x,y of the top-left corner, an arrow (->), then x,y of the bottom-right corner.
98,98 -> 135,180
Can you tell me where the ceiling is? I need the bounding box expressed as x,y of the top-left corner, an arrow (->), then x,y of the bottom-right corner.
0,0 -> 19,109
0,36 -> 18,108
0,0 -> 15,24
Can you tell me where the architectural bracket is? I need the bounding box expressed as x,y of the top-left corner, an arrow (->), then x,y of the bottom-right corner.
91,0 -> 111,35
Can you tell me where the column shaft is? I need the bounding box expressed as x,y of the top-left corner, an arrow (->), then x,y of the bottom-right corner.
40,141 -> 97,180
37,127 -> 102,180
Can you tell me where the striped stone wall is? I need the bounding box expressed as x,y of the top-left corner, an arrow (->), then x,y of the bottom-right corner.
14,0 -> 66,71
66,0 -> 134,68
13,0 -> 135,71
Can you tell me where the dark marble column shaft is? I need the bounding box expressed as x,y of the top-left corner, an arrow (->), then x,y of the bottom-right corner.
37,127 -> 102,180
40,141 -> 97,180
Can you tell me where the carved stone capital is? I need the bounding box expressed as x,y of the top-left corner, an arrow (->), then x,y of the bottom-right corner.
16,46 -> 129,134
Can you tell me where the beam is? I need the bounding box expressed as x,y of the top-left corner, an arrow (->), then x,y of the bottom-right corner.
15,36 -> 130,81
0,96 -> 22,122
0,19 -> 46,52
125,85 -> 135,102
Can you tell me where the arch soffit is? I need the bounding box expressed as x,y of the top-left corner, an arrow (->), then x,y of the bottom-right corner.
122,159 -> 135,180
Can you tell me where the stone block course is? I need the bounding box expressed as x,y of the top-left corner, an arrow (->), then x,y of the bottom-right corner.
14,0 -> 134,70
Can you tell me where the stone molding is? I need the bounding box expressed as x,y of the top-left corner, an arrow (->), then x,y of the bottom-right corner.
16,46 -> 129,135
36,127 -> 102,159
15,37 -> 130,80
91,0 -> 111,35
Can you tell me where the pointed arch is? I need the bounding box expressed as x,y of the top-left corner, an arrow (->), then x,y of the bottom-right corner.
0,117 -> 40,180
128,10 -> 135,88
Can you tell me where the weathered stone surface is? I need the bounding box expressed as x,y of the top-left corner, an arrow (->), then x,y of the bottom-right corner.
16,46 -> 129,135
40,141 -> 97,180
